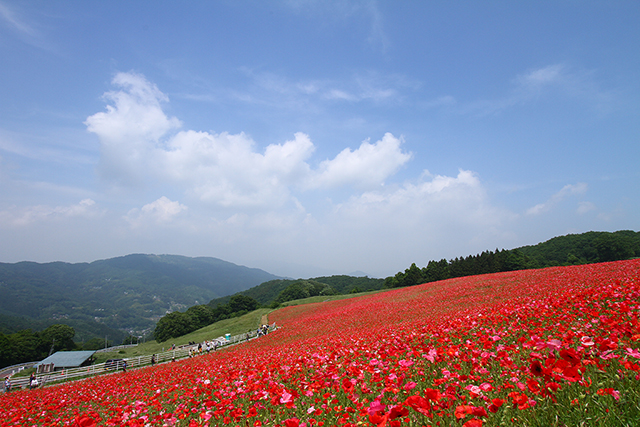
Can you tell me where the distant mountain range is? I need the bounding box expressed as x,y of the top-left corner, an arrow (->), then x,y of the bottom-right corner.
0,254 -> 279,341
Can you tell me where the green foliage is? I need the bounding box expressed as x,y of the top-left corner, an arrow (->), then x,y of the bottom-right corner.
82,337 -> 110,350
40,324 -> 76,352
0,324 -> 80,368
386,230 -> 640,289
275,280 -> 337,304
227,295 -> 260,313
153,311 -> 195,343
154,295 -> 262,342
185,305 -> 215,330
208,275 -> 385,308
121,335 -> 139,345
518,230 -> 639,265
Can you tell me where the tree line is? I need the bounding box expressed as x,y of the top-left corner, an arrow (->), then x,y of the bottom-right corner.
153,295 -> 260,342
384,230 -> 640,288
0,324 -> 77,368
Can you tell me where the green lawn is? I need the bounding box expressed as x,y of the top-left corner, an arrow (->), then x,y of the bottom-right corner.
278,289 -> 385,307
93,308 -> 272,363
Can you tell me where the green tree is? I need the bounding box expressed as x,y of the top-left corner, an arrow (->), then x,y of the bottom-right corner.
153,311 -> 193,343
595,233 -> 634,262
185,305 -> 215,329
121,335 -> 139,345
227,295 -> 260,313
83,337 -> 109,350
40,324 -> 76,353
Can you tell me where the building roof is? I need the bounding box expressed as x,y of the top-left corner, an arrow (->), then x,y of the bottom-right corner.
35,351 -> 96,368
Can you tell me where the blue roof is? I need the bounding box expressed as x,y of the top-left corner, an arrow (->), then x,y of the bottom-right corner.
35,351 -> 96,368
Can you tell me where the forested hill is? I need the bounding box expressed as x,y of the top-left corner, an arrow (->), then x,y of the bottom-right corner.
386,230 -> 640,288
0,254 -> 279,341
207,275 -> 385,309
208,230 -> 640,307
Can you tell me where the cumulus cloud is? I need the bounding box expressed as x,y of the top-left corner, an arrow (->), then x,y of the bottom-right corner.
125,196 -> 187,228
86,72 -> 412,208
0,199 -> 98,226
336,170 -> 490,220
526,183 -> 588,215
295,169 -> 517,273
85,72 -> 182,185
162,130 -> 315,207
309,133 -> 411,189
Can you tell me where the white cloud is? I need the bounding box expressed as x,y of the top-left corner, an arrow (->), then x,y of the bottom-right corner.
516,64 -> 565,92
125,196 -> 187,228
577,201 -> 596,215
294,169 -> 517,274
86,71 -> 182,143
526,183 -> 588,215
237,67 -> 412,108
459,64 -> 615,116
85,71 -> 182,185
0,2 -> 35,37
336,170 -> 488,219
86,72 -> 413,208
163,130 -> 314,207
309,133 -> 411,189
0,199 -> 98,226
0,2 -> 56,52
325,89 -> 358,101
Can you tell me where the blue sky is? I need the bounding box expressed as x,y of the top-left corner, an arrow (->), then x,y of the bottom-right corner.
0,1 -> 638,278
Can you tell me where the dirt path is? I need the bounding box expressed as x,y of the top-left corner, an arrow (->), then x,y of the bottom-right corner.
261,314 -> 268,325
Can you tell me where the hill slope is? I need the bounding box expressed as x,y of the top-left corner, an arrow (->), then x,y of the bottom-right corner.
2,260 -> 639,425
0,254 -> 279,340
207,275 -> 385,308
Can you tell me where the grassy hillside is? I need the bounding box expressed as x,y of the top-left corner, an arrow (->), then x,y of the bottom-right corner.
208,275 -> 385,308
94,307 -> 272,363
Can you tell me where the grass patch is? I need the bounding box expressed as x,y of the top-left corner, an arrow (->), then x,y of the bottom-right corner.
279,289 -> 386,307
94,308 -> 271,363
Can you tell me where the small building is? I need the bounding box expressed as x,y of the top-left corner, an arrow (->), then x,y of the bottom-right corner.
34,351 -> 96,373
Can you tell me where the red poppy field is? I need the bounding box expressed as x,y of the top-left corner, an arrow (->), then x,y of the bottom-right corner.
2,259 -> 640,426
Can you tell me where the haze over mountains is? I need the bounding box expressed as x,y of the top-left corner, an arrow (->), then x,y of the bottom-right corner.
1,230 -> 638,345
0,254 -> 279,341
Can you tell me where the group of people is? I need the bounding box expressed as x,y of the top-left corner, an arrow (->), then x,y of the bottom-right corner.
257,324 -> 270,336
187,340 -> 221,357
3,373 -> 38,392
